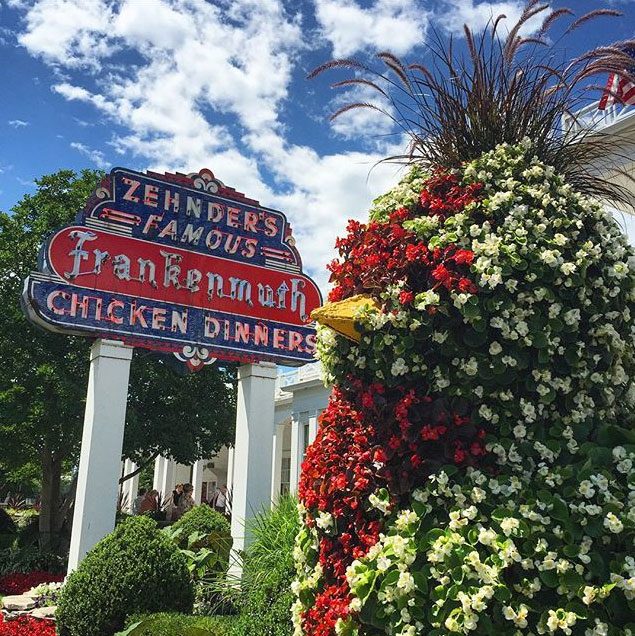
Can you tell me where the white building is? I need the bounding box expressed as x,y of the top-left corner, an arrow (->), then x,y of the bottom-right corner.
121,362 -> 331,512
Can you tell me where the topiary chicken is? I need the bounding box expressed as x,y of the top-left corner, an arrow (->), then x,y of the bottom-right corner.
292,4 -> 635,636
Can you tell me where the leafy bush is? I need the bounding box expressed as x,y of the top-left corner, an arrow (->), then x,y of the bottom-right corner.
56,516 -> 194,636
0,545 -> 66,575
171,506 -> 231,547
118,613 -> 231,636
228,496 -> 298,636
0,508 -> 15,534
14,508 -> 38,530
168,506 -> 232,579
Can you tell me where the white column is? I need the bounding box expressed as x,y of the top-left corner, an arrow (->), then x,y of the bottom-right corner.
152,456 -> 163,492
68,339 -> 133,573
308,414 -> 318,446
270,423 -> 285,504
226,448 -> 234,491
192,460 -> 205,504
122,459 -> 138,513
289,416 -> 303,494
230,362 -> 277,559
160,458 -> 175,502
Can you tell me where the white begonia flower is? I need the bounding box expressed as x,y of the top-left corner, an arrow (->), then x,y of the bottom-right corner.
582,586 -> 597,605
471,487 -> 486,503
513,424 -> 526,439
585,619 -> 609,636
391,358 -> 408,377
500,517 -> 520,536
395,510 -> 418,530
397,571 -> 415,595
578,480 -> 595,498
489,341 -> 502,355
316,511 -> 334,530
463,357 -> 479,376
604,512 -> 624,534
478,527 -> 497,546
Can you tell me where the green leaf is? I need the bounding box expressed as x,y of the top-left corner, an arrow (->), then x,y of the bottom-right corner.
539,569 -> 558,588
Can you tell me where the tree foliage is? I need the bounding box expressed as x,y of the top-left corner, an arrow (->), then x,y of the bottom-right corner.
0,170 -> 236,542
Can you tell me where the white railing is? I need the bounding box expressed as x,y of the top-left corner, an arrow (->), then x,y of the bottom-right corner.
562,101 -> 635,135
276,362 -> 322,396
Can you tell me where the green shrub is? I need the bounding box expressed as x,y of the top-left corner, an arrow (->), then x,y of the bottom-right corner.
171,506 -> 230,547
0,509 -> 16,534
229,496 -> 298,636
0,544 -> 66,575
14,508 -> 38,530
119,612 -> 232,636
169,506 -> 232,579
56,515 -> 194,636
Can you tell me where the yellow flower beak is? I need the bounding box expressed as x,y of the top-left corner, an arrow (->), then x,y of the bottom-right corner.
310,294 -> 381,342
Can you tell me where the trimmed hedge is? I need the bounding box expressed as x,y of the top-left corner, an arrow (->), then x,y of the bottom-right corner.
56,516 -> 193,636
122,613 -> 231,636
171,506 -> 230,546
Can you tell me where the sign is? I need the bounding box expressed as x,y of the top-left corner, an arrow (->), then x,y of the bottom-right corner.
22,168 -> 322,368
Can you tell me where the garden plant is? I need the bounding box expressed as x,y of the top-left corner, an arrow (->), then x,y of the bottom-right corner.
293,3 -> 635,635
56,516 -> 194,636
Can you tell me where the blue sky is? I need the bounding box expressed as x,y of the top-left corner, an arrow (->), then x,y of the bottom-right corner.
1,0 -> 634,288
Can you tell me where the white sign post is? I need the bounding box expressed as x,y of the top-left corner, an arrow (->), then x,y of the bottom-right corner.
20,167 -> 321,575
230,362 -> 277,567
67,339 -> 133,573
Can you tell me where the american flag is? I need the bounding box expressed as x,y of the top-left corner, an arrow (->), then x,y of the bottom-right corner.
599,46 -> 635,110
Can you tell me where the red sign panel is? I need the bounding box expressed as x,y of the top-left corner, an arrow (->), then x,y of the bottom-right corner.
23,168 -> 323,368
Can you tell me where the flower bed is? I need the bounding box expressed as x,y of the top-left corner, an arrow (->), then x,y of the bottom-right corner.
0,571 -> 64,596
0,615 -> 56,636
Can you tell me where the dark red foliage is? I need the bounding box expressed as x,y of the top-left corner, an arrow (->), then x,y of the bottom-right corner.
0,572 -> 64,596
0,615 -> 56,636
298,381 -> 487,635
327,174 -> 482,303
299,174 -> 486,635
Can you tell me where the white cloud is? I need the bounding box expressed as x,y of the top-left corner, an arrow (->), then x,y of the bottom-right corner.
8,119 -> 29,128
70,142 -> 110,170
314,0 -> 429,57
329,83 -> 396,146
16,0 -> 115,68
439,1 -> 544,37
14,0 -> 411,291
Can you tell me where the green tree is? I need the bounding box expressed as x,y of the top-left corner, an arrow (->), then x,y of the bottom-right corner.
0,170 -> 236,547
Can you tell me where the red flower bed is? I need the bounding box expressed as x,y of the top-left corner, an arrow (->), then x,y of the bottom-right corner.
0,571 -> 64,596
0,615 -> 56,636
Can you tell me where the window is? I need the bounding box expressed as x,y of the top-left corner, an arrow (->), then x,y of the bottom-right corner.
280,457 -> 291,495
300,411 -> 310,457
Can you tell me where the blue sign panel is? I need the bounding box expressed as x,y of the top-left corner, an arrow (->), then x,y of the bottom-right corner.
22,168 -> 323,369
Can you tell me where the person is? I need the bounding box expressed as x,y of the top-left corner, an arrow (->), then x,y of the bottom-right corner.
132,488 -> 146,515
172,484 -> 183,508
139,489 -> 159,514
214,485 -> 228,515
176,483 -> 195,518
